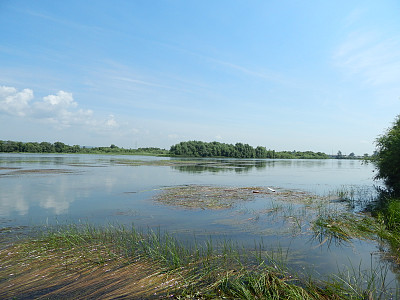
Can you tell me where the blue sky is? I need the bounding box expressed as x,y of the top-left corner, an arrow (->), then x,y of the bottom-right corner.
1,1 -> 399,155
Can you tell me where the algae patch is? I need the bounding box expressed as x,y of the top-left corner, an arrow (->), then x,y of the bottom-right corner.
4,168 -> 76,176
152,185 -> 323,210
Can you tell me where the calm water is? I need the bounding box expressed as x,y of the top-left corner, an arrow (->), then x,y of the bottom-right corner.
0,153 -> 398,290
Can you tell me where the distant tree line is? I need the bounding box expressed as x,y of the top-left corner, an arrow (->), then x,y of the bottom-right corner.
0,140 -> 168,155
331,150 -> 367,159
169,141 -> 329,159
1,140 -> 358,159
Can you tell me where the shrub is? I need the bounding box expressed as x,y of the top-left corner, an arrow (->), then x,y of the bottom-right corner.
372,115 -> 400,196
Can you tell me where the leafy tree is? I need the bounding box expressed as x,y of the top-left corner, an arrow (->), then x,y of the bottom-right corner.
54,141 -> 66,153
23,142 -> 40,152
40,142 -> 54,152
255,146 -> 267,158
169,141 -> 329,159
372,115 -> 400,195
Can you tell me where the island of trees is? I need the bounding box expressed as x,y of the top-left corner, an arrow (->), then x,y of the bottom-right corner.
169,141 -> 329,159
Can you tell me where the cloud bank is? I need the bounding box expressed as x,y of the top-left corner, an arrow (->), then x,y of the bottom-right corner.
0,86 -> 33,117
0,86 -> 118,130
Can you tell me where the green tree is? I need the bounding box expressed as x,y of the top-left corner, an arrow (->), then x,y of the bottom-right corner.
255,146 -> 267,158
54,141 -> 66,153
372,115 -> 400,195
40,142 -> 54,152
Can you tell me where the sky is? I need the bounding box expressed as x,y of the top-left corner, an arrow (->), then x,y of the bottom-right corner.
1,1 -> 400,155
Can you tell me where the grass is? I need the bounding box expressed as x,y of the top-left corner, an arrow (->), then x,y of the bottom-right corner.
369,195 -> 400,265
332,185 -> 376,210
1,223 -> 398,299
311,187 -> 400,277
312,213 -> 378,246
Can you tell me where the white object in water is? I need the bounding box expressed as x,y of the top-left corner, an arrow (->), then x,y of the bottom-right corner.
267,187 -> 276,192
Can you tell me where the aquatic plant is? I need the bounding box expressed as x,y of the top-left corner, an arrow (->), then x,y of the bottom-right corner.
1,223 -> 397,299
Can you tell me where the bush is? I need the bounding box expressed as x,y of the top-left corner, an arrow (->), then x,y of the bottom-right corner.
373,115 -> 400,195
385,199 -> 400,230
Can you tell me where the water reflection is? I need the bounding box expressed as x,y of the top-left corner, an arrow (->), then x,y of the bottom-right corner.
0,154 -> 376,220
0,183 -> 29,216
169,158 -> 360,174
171,160 -> 268,173
0,176 -> 78,217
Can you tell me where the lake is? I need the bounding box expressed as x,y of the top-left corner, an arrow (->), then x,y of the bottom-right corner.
0,153 -> 398,290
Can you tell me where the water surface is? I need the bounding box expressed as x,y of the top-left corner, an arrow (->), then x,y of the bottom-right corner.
1,153 -> 397,290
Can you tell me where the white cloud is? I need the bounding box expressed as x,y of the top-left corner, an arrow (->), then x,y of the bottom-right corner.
104,114 -> 119,128
167,133 -> 179,139
43,90 -> 77,107
32,90 -> 94,128
334,32 -> 400,86
0,86 -> 34,116
0,86 -> 118,131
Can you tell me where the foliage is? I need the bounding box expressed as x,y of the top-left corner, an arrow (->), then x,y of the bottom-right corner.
1,139 -> 334,159
372,115 -> 400,195
170,140 -> 329,159
374,197 -> 400,232
0,140 -> 168,156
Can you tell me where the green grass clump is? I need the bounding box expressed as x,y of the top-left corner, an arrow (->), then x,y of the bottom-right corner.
312,213 -> 378,245
370,197 -> 400,264
382,199 -> 400,231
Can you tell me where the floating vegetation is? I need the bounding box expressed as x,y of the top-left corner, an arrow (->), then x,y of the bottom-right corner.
153,185 -> 277,210
153,185 -> 327,211
312,213 -> 379,246
114,209 -> 140,216
112,158 -> 210,167
0,225 -> 28,233
111,158 -> 268,173
3,168 -> 76,176
153,185 -> 265,210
